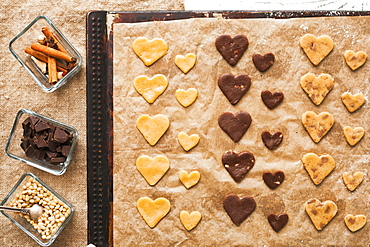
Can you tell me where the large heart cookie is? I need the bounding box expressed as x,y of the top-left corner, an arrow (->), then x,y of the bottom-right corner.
137,197 -> 171,228
342,171 -> 364,191
223,194 -> 256,226
218,73 -> 251,105
178,132 -> 200,151
136,155 -> 169,186
305,198 -> 337,230
300,73 -> 334,105
263,171 -> 285,189
302,153 -> 335,185
222,150 -> 255,183
261,90 -> 284,109
261,131 -> 283,150
215,34 -> 249,66
301,111 -> 334,143
344,50 -> 367,71
179,170 -> 200,189
136,114 -> 170,146
180,211 -> 202,231
343,126 -> 364,146
134,74 -> 168,103
341,92 -> 365,112
175,88 -> 198,107
344,214 -> 367,232
175,53 -> 196,73
252,53 -> 275,72
132,37 -> 168,66
300,34 -> 334,65
218,111 -> 252,142
267,213 -> 289,232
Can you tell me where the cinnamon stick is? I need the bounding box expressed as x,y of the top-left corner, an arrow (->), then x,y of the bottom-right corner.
48,56 -> 58,85
31,43 -> 76,63
41,26 -> 67,54
25,47 -> 68,72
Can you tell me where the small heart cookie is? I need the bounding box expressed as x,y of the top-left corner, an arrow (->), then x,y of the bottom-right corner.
136,155 -> 169,186
344,50 -> 367,71
343,171 -> 364,191
178,132 -> 200,151
222,150 -> 255,183
215,34 -> 249,66
175,88 -> 198,107
180,211 -> 202,231
223,195 -> 256,226
175,53 -> 196,73
261,131 -> 283,150
300,73 -> 334,105
132,37 -> 168,66
263,171 -> 285,189
344,214 -> 367,232
261,90 -> 284,109
302,153 -> 335,185
218,73 -> 251,105
137,197 -> 171,228
218,111 -> 252,142
267,213 -> 289,232
302,111 -> 334,143
252,53 -> 275,72
179,170 -> 200,189
136,114 -> 170,146
341,92 -> 365,112
305,198 -> 337,230
134,74 -> 168,103
343,126 -> 364,146
300,34 -> 334,65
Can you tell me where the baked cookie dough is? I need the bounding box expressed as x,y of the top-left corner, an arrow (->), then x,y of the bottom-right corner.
344,50 -> 367,71
300,34 -> 334,65
344,214 -> 367,232
341,92 -> 365,112
300,73 -> 334,105
218,111 -> 252,142
343,126 -> 364,146
223,194 -> 256,226
267,213 -> 288,232
215,34 -> 248,66
252,53 -> 275,72
305,198 -> 337,231
301,111 -> 334,143
218,73 -> 251,105
132,37 -> 168,66
342,171 -> 364,192
222,150 -> 255,183
302,153 -> 335,185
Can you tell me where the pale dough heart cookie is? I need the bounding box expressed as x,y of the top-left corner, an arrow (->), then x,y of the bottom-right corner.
175,53 -> 196,73
137,197 -> 171,228
344,50 -> 367,71
341,92 -> 365,112
132,37 -> 168,66
175,88 -> 198,107
178,132 -> 200,151
305,198 -> 337,230
344,214 -> 367,232
302,111 -> 334,143
136,155 -> 170,186
300,73 -> 334,105
134,74 -> 168,103
180,210 -> 202,231
179,170 -> 200,189
343,126 -> 364,146
136,114 -> 170,146
300,34 -> 334,65
302,153 -> 335,185
342,171 -> 364,191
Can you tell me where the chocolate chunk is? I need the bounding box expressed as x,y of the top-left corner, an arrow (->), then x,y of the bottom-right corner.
253,53 -> 275,72
223,195 -> 256,226
50,156 -> 66,163
263,171 -> 285,189
215,34 -> 249,66
34,120 -> 50,132
62,145 -> 71,157
33,149 -> 46,160
46,151 -> 58,158
28,116 -> 40,127
267,213 -> 289,232
25,145 -> 35,158
36,136 -> 49,149
222,150 -> 255,183
53,128 -> 69,143
218,111 -> 252,142
218,73 -> 251,105
261,131 -> 283,150
48,140 -> 60,152
261,90 -> 284,109
21,138 -> 31,151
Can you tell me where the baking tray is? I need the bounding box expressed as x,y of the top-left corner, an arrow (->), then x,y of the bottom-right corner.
86,10 -> 370,246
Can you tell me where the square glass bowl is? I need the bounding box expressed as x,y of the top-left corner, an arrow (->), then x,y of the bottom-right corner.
0,173 -> 75,246
9,15 -> 82,93
5,109 -> 78,175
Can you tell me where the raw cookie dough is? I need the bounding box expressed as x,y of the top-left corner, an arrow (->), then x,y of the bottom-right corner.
267,213 -> 289,232
302,153 -> 335,185
261,90 -> 284,109
222,150 -> 255,183
344,50 -> 367,71
305,198 -> 337,231
136,155 -> 170,186
223,194 -> 256,226
252,53 -> 275,72
136,114 -> 170,146
344,214 -> 367,232
175,88 -> 198,107
177,132 -> 200,151
342,171 -> 364,191
175,53 -> 196,73
301,111 -> 334,143
218,73 -> 251,105
341,92 -> 365,112
343,126 -> 365,146
132,37 -> 168,66
134,74 -> 168,104
263,171 -> 285,189
218,111 -> 252,142
300,73 -> 334,105
179,170 -> 200,189
179,211 -> 202,231
261,131 -> 283,150
137,197 -> 171,228
299,34 -> 334,65
215,34 -> 249,66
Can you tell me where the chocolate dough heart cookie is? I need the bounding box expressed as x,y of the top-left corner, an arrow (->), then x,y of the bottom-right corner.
301,111 -> 334,143
222,150 -> 255,183
261,90 -> 284,109
261,131 -> 283,150
215,34 -> 248,66
300,34 -> 334,65
252,53 -> 275,72
218,111 -> 252,142
223,194 -> 256,226
267,213 -> 289,232
305,198 -> 337,231
263,171 -> 285,189
218,73 -> 251,105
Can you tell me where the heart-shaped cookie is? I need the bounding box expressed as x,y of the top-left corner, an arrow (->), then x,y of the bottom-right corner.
344,50 -> 367,71
267,213 -> 289,232
300,34 -> 334,65
136,155 -> 169,186
222,150 -> 255,183
300,73 -> 334,105
343,126 -> 364,146
261,90 -> 284,109
301,111 -> 334,143
344,214 -> 367,232
136,114 -> 170,146
218,73 -> 251,105
175,53 -> 196,73
175,88 -> 198,107
302,153 -> 335,185
132,37 -> 168,66
261,131 -> 283,150
342,171 -> 364,191
305,198 -> 337,230
134,74 -> 168,103
137,197 -> 171,228
252,53 -> 275,72
179,170 -> 200,189
341,92 -> 365,112
215,34 -> 249,66
218,111 -> 252,142
178,132 -> 200,151
223,194 -> 256,226
263,171 -> 285,189
180,210 -> 202,231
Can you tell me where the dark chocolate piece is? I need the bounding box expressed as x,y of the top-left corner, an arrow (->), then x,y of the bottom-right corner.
29,116 -> 40,127
34,121 -> 50,132
263,171 -> 285,189
261,90 -> 284,109
261,131 -> 283,150
36,136 -> 48,149
215,34 -> 249,66
33,149 -> 46,160
218,111 -> 252,142
252,53 -> 275,72
223,195 -> 256,226
267,213 -> 289,232
25,145 -> 35,158
62,145 -> 71,157
50,156 -> 66,163
54,128 -> 69,143
222,150 -> 255,183
218,73 -> 251,105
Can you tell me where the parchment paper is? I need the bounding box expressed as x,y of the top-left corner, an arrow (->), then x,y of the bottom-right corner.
113,16 -> 370,246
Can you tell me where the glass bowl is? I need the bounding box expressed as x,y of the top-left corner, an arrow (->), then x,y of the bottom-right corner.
5,109 -> 78,175
9,15 -> 82,93
0,173 -> 75,246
